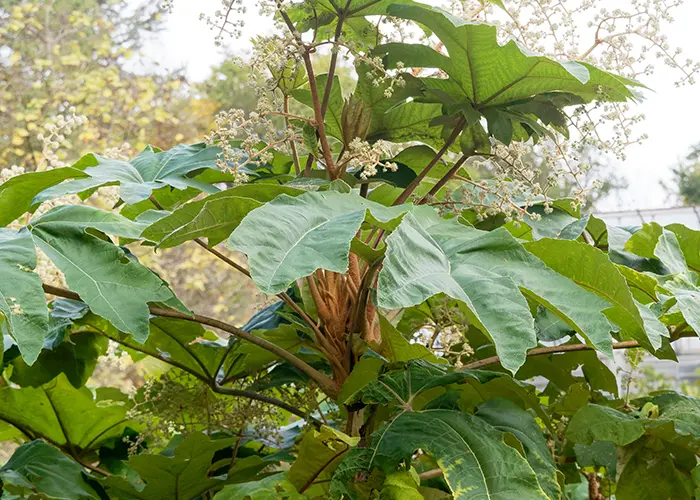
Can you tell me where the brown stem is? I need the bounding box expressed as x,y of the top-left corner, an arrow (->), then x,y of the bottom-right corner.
461,332 -> 694,371
349,261 -> 381,335
585,472 -> 603,500
42,284 -> 339,397
193,238 -> 251,277
393,118 -> 466,205
320,14 -> 345,119
213,384 -> 319,423
307,275 -> 332,322
418,468 -> 444,481
284,95 -> 302,175
418,154 -> 470,204
85,312 -> 321,425
301,51 -> 338,178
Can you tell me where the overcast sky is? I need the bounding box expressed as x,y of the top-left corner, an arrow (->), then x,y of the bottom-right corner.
141,0 -> 700,211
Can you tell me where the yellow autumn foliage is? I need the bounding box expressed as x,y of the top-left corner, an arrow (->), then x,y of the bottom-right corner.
0,0 -> 213,170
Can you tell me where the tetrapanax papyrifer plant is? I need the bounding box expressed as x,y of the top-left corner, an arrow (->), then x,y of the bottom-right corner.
0,0 -> 699,499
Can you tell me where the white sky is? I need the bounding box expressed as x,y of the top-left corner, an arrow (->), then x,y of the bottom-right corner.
141,0 -> 700,211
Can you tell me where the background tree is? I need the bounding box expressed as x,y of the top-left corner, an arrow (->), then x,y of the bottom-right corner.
0,0 -> 211,170
664,143 -> 700,205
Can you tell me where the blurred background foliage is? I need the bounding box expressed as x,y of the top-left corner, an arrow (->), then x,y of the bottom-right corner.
1,0 -> 265,328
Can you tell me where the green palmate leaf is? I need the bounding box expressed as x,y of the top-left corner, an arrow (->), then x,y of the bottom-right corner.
378,213 -> 535,373
508,207 -> 589,242
0,229 -> 49,365
373,2 -> 638,145
289,0 -> 397,33
0,374 -> 132,454
27,212 -> 179,343
617,265 -> 659,304
652,229 -> 700,333
354,61 -> 444,147
79,314 -> 226,382
351,359 -> 542,420
9,330 -> 108,389
574,441 -> 617,476
214,472 -> 304,500
567,396 -> 700,459
391,145 -> 452,180
459,121 -> 491,154
31,204 -> 150,239
104,432 -> 236,499
119,185 -> 203,221
292,74 -> 344,141
0,160 -> 92,226
664,280 -> 700,335
222,325 -> 306,381
338,356 -> 385,405
615,440 -> 695,500
624,222 -> 663,259
654,229 -> 689,275
380,470 -> 423,500
516,349 -> 618,395
534,306 -> 575,342
549,382 -> 591,417
525,238 -> 666,350
642,392 -> 700,452
378,2 -> 637,107
332,409 -> 549,500
0,440 -> 104,500
666,223 -> 700,272
141,184 -> 302,248
288,425 -> 358,495
474,399 -> 561,500
33,143 -> 222,206
566,404 -> 645,446
376,315 -> 446,364
378,211 -> 615,372
228,191 -> 409,295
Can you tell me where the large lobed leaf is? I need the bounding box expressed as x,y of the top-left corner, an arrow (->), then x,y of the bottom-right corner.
228,191 -> 409,295
525,238 -> 667,350
376,2 -> 638,140
103,432 -> 237,499
0,374 -> 133,454
332,406 -> 554,499
378,210 -> 616,373
0,440 -> 104,499
0,143 -> 223,227
142,184 -> 303,248
227,190 -> 662,373
28,207 -> 179,343
34,143 -> 223,205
